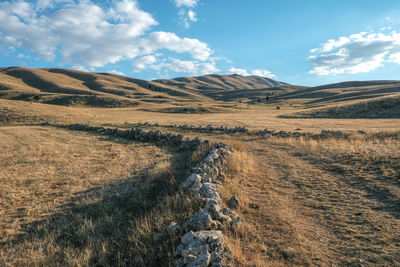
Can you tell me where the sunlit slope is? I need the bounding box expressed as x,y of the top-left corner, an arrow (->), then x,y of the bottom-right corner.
153,74 -> 300,101
0,67 -> 210,107
277,80 -> 400,106
282,93 -> 400,118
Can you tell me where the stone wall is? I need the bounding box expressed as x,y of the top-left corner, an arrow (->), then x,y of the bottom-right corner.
173,144 -> 238,267
43,123 -> 237,266
133,122 -> 350,139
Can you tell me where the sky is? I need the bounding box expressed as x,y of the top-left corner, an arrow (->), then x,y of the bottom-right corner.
1,0 -> 400,86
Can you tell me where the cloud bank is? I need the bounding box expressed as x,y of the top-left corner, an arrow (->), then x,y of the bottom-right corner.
134,55 -> 219,75
310,31 -> 400,75
0,0 -> 211,70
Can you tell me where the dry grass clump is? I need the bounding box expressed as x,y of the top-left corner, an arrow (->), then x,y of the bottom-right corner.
0,126 -> 208,266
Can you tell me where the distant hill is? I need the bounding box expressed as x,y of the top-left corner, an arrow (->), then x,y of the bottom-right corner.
282,93 -> 400,118
0,67 -> 211,107
153,74 -> 301,101
0,67 -> 298,107
277,80 -> 400,106
2,67 -> 400,112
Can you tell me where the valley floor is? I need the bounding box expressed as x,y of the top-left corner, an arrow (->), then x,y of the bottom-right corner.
0,100 -> 399,266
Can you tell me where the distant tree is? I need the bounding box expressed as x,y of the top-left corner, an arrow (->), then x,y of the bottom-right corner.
276,106 -> 280,110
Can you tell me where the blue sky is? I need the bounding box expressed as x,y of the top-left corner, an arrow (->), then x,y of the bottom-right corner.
1,0 -> 400,85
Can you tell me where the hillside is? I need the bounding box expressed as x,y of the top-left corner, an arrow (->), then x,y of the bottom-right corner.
0,67 -> 210,107
154,74 -> 301,101
0,67 -> 299,108
276,80 -> 400,107
282,93 -> 400,118
2,67 -> 400,113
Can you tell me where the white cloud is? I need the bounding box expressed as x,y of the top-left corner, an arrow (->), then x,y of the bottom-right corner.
188,10 -> 197,22
164,59 -> 198,73
174,0 -> 198,8
71,64 -> 89,72
0,0 -> 212,68
142,32 -> 211,61
229,67 -> 277,78
134,56 -> 219,75
251,69 -> 277,79
174,0 -> 198,28
200,62 -> 219,74
229,67 -> 249,76
134,55 -> 158,72
108,70 -> 125,76
310,31 -> 400,75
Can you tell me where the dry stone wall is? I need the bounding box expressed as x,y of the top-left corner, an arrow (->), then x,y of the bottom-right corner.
43,123 -> 236,266
134,122 -> 349,139
174,144 -> 237,267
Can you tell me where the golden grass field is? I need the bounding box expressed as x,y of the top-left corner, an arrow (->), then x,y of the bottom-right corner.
0,68 -> 399,266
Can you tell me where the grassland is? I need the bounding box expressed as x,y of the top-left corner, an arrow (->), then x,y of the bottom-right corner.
0,68 -> 399,266
0,125 -> 209,266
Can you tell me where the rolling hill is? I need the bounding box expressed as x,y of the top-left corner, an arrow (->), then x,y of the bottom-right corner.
0,67 -> 298,108
0,67 -> 211,107
282,93 -> 400,118
276,80 -> 400,107
2,67 -> 400,118
154,74 -> 303,102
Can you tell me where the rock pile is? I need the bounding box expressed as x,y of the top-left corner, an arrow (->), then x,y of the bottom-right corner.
174,144 -> 238,266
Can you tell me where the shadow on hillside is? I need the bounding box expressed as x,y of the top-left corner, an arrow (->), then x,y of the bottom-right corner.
0,133 -> 200,266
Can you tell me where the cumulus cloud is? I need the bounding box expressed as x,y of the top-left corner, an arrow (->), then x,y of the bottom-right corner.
0,0 -> 212,69
142,32 -> 211,61
174,0 -> 198,8
251,69 -> 277,79
310,31 -> 400,75
108,70 -> 125,76
134,55 -> 158,72
174,0 -> 198,28
229,67 -> 277,78
229,67 -> 249,76
188,10 -> 197,22
134,56 -> 219,75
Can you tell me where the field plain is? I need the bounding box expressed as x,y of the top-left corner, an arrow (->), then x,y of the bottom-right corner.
0,68 -> 399,266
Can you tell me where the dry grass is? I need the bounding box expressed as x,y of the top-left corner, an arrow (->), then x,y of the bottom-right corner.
0,81 -> 399,266
219,141 -> 330,266
0,126 -> 207,266
230,132 -> 400,266
2,97 -> 400,133
283,93 -> 400,118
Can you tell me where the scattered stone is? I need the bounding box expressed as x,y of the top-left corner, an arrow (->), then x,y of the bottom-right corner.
231,219 -> 242,228
227,195 -> 240,210
248,203 -> 260,209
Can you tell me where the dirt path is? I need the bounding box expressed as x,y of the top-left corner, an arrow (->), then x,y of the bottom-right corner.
233,140 -> 400,266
